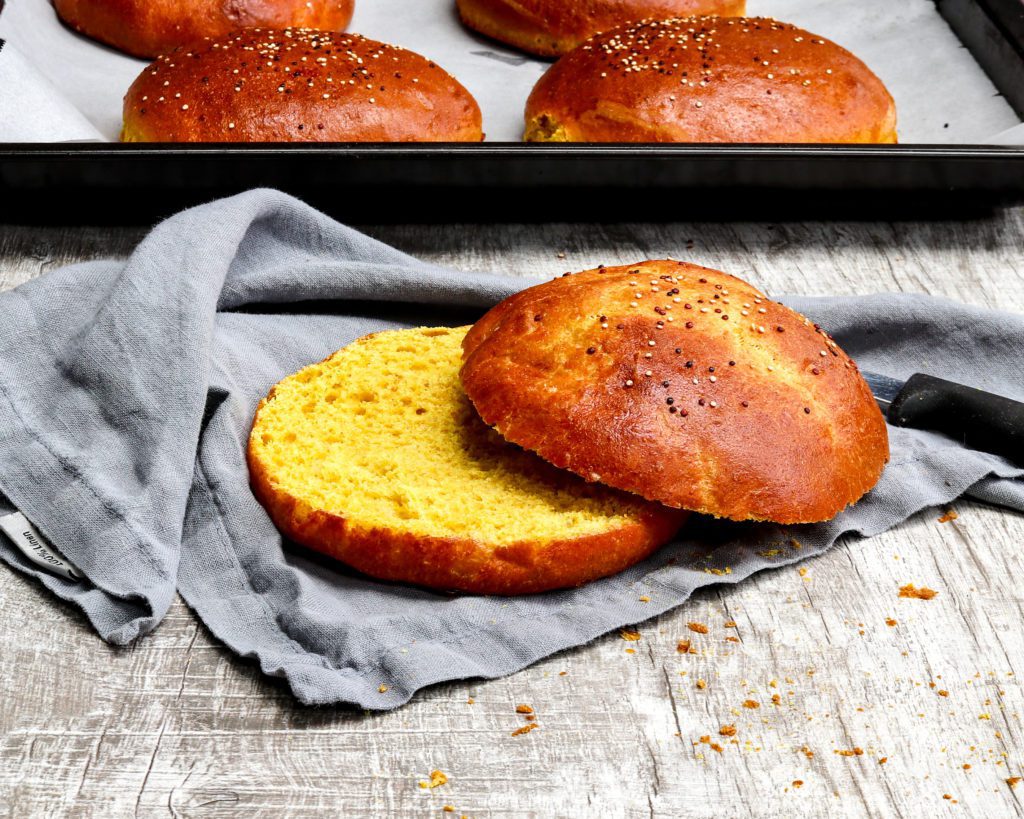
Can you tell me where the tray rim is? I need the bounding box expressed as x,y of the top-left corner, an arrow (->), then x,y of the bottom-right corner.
2,143 -> 1023,159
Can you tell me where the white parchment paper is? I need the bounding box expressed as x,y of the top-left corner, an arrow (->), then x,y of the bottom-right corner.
0,0 -> 1020,142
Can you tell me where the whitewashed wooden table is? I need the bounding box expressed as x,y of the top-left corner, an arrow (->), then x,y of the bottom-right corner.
1,212 -> 1023,818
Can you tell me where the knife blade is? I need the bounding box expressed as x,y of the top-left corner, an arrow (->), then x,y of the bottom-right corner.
863,370 -> 1024,467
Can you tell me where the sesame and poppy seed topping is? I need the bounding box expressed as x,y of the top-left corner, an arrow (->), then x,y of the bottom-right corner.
460,260 -> 889,523
122,29 -> 483,142
524,16 -> 896,143
456,0 -> 746,58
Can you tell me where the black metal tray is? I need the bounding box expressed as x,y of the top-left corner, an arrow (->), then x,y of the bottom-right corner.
2,0 -> 1023,223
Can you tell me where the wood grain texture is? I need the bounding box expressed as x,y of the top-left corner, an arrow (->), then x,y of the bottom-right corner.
1,209 -> 1023,818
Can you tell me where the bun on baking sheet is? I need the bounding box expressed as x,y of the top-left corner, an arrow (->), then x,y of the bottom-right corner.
53,0 -> 355,59
248,327 -> 687,595
456,0 -> 746,57
121,29 -> 484,142
524,16 -> 897,143
460,261 -> 889,524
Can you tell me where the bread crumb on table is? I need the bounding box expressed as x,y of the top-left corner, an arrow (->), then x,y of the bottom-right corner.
938,508 -> 959,523
419,770 -> 448,789
677,639 -> 691,654
1007,777 -> 1022,789
515,704 -> 534,715
620,628 -> 641,641
511,723 -> 539,737
898,583 -> 938,600
720,724 -> 737,737
687,622 -> 709,634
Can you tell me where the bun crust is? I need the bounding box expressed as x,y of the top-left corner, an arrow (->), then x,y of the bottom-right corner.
460,261 -> 889,524
525,16 -> 897,142
456,0 -> 746,57
248,327 -> 686,595
122,29 -> 484,142
54,0 -> 354,59
250,464 -> 685,595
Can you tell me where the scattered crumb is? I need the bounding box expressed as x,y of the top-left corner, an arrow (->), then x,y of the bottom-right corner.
938,690 -> 949,697
720,724 -> 737,737
697,735 -> 724,753
742,700 -> 760,709
624,648 -> 636,654
559,671 -> 568,676
696,679 -> 707,690
963,764 -> 971,771
639,595 -> 651,603
801,746 -> 815,760
879,757 -> 888,765
688,622 -> 709,634
677,639 -> 692,654
798,567 -> 809,578
885,618 -> 897,627
620,629 -> 641,641
724,620 -> 737,628
516,704 -> 534,715
771,694 -> 782,705
759,549 -> 782,558
1007,777 -> 1021,789
792,780 -> 804,789
790,538 -> 803,550
378,684 -> 389,693
938,509 -> 959,523
467,697 -> 475,705
443,807 -> 454,814
980,713 -> 991,720
511,723 -> 538,737
419,770 -> 448,789
899,584 -> 938,600
834,748 -> 864,757
725,636 -> 740,643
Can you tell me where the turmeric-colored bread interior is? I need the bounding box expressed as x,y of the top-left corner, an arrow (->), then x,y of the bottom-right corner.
248,327 -> 685,594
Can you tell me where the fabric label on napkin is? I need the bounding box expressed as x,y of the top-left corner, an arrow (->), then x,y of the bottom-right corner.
0,511 -> 82,581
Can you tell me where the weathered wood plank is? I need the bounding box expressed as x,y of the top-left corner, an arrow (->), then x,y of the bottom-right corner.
1,210 -> 1023,818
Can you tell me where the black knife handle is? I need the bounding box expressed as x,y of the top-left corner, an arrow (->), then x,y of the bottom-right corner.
889,373 -> 1024,467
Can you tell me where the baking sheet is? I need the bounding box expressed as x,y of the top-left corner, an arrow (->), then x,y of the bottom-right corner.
0,0 -> 1020,143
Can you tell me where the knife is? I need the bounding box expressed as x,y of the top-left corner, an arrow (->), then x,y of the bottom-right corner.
864,371 -> 1024,467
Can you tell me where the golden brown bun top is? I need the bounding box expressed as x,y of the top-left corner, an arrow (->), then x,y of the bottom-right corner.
122,29 -> 484,142
456,0 -> 746,57
525,16 -> 897,142
460,261 -> 889,523
54,0 -> 354,59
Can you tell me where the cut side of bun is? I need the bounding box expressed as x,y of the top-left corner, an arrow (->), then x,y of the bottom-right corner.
248,326 -> 687,594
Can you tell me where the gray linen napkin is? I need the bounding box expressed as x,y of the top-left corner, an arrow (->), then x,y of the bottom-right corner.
0,189 -> 1021,708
